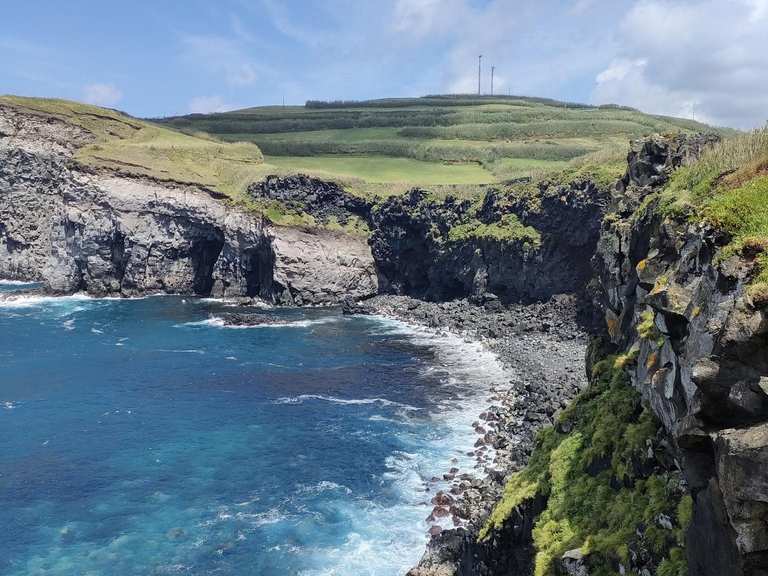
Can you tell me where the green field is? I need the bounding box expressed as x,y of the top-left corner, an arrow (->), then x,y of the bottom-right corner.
264,155 -> 495,185
157,95 -> 728,186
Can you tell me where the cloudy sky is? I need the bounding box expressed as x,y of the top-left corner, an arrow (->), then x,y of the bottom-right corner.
1,0 -> 766,127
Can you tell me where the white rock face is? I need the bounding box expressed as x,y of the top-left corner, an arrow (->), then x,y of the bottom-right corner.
0,104 -> 378,303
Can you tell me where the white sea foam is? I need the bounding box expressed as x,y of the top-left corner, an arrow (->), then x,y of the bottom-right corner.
273,314 -> 515,576
0,279 -> 38,286
176,316 -> 340,329
3,401 -> 17,410
296,481 -> 353,496
274,394 -> 420,411
199,297 -> 274,309
0,293 -> 95,309
156,349 -> 205,355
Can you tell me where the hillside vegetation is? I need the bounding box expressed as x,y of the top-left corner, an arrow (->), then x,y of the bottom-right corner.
480,357 -> 689,576
651,126 -> 768,301
157,95 -> 724,185
0,96 -> 270,197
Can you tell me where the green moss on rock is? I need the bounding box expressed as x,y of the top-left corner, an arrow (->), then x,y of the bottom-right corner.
447,213 -> 541,249
480,357 -> 688,576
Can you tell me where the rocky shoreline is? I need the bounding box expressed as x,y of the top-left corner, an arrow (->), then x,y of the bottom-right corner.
346,294 -> 590,574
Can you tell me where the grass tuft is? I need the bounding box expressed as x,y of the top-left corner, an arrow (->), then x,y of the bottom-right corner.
447,213 -> 541,248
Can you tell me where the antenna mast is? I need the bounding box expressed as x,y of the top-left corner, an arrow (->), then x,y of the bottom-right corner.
478,55 -> 483,95
491,66 -> 495,96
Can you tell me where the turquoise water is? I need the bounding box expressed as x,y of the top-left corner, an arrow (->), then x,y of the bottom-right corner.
0,283 -> 508,575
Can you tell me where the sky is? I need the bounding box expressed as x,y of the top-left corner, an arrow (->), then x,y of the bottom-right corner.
1,0 -> 766,128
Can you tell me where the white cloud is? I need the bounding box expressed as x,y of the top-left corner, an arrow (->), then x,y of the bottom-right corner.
389,0 -> 615,100
392,0 -> 460,37
188,96 -> 239,114
743,0 -> 768,21
570,0 -> 597,14
592,0 -> 768,128
258,0 -> 328,47
596,58 -> 646,84
83,83 -> 123,107
181,34 -> 260,86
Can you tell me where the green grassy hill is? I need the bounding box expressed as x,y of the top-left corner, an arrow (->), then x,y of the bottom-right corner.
1,94 -> 735,231
0,95 -> 271,198
157,95 -> 726,186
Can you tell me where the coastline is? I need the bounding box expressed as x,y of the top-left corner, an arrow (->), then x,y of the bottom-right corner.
2,284 -> 590,574
349,295 -> 589,574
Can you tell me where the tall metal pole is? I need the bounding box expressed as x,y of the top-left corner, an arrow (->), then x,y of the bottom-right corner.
478,55 -> 483,95
491,66 -> 495,96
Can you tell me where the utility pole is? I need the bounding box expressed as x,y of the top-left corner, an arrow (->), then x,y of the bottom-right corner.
491,66 -> 495,96
478,55 -> 483,95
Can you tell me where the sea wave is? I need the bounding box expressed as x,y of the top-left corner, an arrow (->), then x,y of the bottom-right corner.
199,297 -> 274,309
155,349 -> 206,355
0,293 -> 95,309
295,481 -> 353,496
274,394 -> 420,411
0,279 -> 39,286
176,316 -> 340,329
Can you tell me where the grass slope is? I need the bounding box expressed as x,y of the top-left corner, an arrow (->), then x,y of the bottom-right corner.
0,96 -> 269,198
651,127 -> 768,303
158,95 -> 727,185
265,155 -> 495,185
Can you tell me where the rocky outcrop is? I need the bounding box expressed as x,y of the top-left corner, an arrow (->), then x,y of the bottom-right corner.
269,224 -> 378,305
618,133 -> 720,193
0,103 -> 377,303
248,174 -> 370,224
368,178 -> 610,305
592,134 -> 768,575
403,133 -> 765,576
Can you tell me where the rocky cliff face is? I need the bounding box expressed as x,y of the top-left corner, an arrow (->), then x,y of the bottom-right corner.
409,134 -> 767,576
0,104 -> 377,304
369,177 -> 610,305
593,135 -> 768,575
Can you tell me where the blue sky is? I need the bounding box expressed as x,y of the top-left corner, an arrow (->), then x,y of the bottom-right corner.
1,0 -> 766,127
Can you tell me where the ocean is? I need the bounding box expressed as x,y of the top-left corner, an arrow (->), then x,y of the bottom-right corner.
0,282 -> 509,575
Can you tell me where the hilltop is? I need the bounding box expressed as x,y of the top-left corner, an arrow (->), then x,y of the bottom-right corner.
157,94 -> 727,191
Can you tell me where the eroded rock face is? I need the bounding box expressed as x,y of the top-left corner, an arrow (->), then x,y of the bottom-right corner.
593,134 -> 768,575
369,181 -> 610,305
248,174 -> 370,224
0,104 -> 377,303
269,225 -> 378,305
618,133 -> 721,193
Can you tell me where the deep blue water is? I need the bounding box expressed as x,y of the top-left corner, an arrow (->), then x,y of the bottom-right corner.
0,283 -> 509,576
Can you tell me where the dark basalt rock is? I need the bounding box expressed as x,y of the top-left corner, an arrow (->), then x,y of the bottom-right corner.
619,132 -> 721,193
592,133 -> 768,576
218,312 -> 287,326
247,174 -> 371,224
368,181 -> 611,307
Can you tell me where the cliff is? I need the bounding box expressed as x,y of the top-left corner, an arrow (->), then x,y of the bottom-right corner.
369,173 -> 612,305
434,133 -> 768,576
3,95 -> 765,576
0,99 -> 378,304
592,133 -> 768,575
